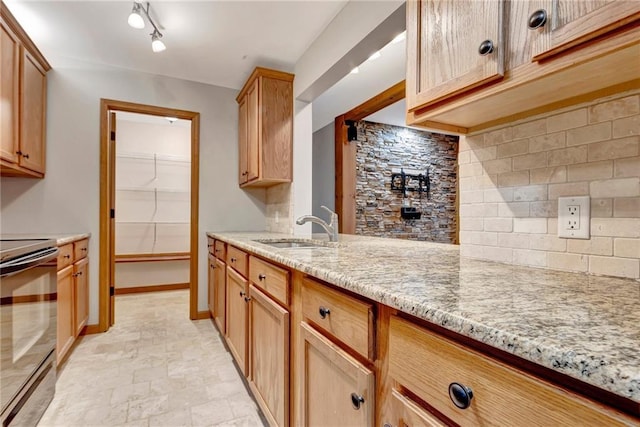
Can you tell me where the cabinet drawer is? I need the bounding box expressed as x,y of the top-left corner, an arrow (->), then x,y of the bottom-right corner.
227,246 -> 248,277
214,240 -> 226,259
388,316 -> 634,426
57,243 -> 73,270
301,277 -> 374,360
249,256 -> 289,306
73,238 -> 88,261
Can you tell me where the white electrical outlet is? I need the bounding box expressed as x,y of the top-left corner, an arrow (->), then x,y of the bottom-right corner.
558,196 -> 590,239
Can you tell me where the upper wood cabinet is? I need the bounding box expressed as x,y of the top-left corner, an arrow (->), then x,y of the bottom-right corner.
532,0 -> 640,60
406,0 -> 505,110
0,4 -> 50,178
406,0 -> 640,134
236,67 -> 294,188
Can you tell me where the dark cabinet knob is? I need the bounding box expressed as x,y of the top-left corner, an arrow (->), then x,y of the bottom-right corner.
81,248 -> 87,251
63,255 -> 71,259
528,9 -> 547,29
231,257 -> 236,263
241,171 -> 248,176
244,296 -> 251,302
239,291 -> 246,297
319,306 -> 331,319
258,273 -> 266,281
15,151 -> 22,156
350,393 -> 364,410
22,153 -> 29,159
478,39 -> 494,56
449,382 -> 473,409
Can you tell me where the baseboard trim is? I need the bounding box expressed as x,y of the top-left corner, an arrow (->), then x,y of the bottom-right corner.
197,310 -> 211,320
115,283 -> 189,295
82,324 -> 103,335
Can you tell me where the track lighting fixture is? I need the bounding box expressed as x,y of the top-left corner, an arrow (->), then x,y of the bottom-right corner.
127,2 -> 167,53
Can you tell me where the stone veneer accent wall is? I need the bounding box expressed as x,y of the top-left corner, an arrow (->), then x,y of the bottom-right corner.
458,90 -> 640,279
355,121 -> 459,243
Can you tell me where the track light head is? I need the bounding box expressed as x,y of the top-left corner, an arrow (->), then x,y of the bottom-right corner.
151,30 -> 166,53
128,3 -> 145,29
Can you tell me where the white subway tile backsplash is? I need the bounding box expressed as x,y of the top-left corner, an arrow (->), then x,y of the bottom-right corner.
589,256 -> 639,279
483,188 -> 514,202
547,252 -> 588,272
546,108 -> 587,133
547,146 -> 588,166
529,234 -> 566,252
613,197 -> 640,218
548,182 -> 590,199
529,132 -> 566,153
591,198 -> 613,218
613,156 -> 640,178
513,218 -> 547,234
590,177 -> 640,198
530,166 -> 567,184
567,160 -> 613,182
588,95 -> 639,123
498,202 -> 530,218
567,237 -> 613,256
565,122 -> 611,146
460,91 -> 639,279
513,185 -> 547,202
513,249 -> 547,267
614,238 -> 640,258
612,115 -> 640,139
484,218 -> 513,232
587,136 -> 639,162
591,218 -> 640,238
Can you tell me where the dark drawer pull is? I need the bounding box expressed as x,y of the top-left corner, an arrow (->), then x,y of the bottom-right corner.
449,382 -> 473,409
478,39 -> 494,56
528,9 -> 547,29
350,393 -> 364,410
258,274 -> 266,281
230,257 -> 237,263
319,306 -> 331,319
63,255 -> 71,259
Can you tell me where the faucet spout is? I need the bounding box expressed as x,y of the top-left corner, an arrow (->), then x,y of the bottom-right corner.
295,206 -> 339,242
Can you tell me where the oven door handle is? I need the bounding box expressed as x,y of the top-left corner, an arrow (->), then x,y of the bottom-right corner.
0,247 -> 60,277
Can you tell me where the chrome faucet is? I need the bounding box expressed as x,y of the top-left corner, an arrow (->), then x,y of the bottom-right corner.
296,206 -> 339,242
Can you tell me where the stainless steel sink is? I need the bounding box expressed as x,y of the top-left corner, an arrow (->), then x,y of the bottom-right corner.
252,239 -> 334,249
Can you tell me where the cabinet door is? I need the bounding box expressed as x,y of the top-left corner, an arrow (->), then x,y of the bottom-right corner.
246,78 -> 260,182
532,0 -> 640,60
406,0 -> 505,111
238,96 -> 249,184
249,285 -> 289,427
208,254 -> 216,316
57,265 -> 74,365
19,49 -> 46,173
213,257 -> 226,333
0,20 -> 19,164
73,257 -> 89,337
390,389 -> 446,427
299,322 -> 374,427
226,266 -> 248,375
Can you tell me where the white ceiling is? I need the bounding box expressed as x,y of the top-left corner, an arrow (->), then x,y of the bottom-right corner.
6,0 -> 410,131
117,111 -> 191,128
4,0 -> 348,90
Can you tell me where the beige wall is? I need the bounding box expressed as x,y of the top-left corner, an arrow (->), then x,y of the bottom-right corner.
458,91 -> 639,279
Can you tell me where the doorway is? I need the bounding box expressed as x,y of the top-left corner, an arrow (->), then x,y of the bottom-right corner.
99,99 -> 200,332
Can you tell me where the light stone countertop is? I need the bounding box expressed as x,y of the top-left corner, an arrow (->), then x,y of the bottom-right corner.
207,231 -> 640,404
1,233 -> 90,246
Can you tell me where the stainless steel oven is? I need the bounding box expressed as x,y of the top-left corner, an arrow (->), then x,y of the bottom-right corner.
0,239 -> 59,427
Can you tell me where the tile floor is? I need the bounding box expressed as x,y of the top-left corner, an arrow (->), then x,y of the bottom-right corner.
39,290 -> 265,427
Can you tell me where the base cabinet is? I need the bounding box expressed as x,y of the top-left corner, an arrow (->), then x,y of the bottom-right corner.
208,254 -> 215,316
390,389 -> 446,427
56,266 -> 74,363
213,257 -> 226,333
56,238 -> 89,366
249,285 -> 289,427
299,322 -> 374,427
73,257 -> 89,337
226,266 -> 249,375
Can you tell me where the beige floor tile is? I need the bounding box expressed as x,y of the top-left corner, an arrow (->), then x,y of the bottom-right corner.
39,290 -> 265,427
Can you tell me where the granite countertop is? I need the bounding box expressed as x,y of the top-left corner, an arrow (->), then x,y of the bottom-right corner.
1,233 -> 90,246
208,231 -> 640,404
